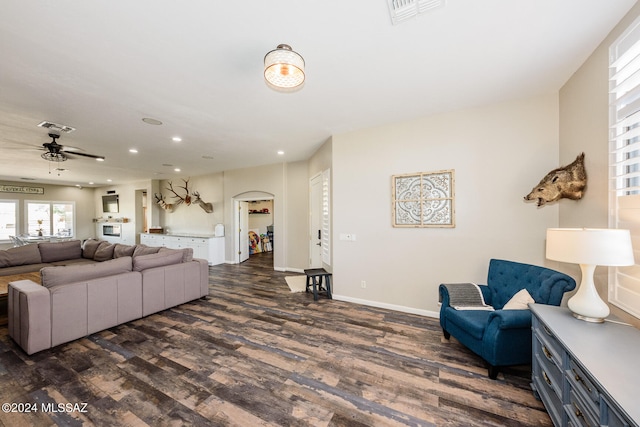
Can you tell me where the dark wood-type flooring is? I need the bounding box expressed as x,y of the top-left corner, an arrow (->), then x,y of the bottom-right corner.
0,252 -> 551,426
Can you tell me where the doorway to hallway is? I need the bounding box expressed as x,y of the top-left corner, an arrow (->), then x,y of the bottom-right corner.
233,192 -> 274,268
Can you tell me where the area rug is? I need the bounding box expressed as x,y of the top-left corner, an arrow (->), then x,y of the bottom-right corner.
285,275 -> 307,293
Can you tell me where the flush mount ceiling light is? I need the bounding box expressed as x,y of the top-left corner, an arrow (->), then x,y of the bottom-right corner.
264,44 -> 305,90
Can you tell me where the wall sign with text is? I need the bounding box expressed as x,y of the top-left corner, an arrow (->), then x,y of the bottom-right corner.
0,185 -> 44,194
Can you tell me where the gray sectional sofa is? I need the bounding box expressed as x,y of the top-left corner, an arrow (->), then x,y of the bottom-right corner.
5,239 -> 209,355
0,240 -> 95,276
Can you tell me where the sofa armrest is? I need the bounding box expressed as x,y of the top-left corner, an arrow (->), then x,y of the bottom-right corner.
8,280 -> 52,355
483,309 -> 534,367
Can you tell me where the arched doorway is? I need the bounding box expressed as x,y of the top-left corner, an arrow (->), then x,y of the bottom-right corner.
232,191 -> 275,266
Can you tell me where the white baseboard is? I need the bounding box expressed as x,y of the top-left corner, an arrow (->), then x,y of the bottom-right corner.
332,294 -> 439,319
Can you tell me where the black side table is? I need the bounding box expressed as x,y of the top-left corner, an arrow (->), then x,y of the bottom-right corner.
304,268 -> 332,301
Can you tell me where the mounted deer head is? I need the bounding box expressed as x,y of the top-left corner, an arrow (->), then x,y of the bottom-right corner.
166,180 -> 187,206
154,193 -> 174,212
193,191 -> 213,213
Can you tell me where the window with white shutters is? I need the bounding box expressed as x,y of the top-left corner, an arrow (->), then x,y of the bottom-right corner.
609,16 -> 640,318
322,169 -> 331,265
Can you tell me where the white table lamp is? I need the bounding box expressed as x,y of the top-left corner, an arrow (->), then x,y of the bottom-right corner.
546,228 -> 635,323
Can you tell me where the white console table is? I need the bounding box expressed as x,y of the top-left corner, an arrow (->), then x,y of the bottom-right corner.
139,233 -> 224,266
530,304 -> 640,427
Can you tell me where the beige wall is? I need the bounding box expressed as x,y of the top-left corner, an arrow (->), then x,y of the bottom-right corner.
222,162 -> 309,271
285,161 -> 310,270
331,95 -> 560,316
0,180 -> 96,249
559,3 -> 640,327
157,174 -> 225,235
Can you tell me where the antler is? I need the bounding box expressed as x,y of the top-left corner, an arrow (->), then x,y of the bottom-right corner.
178,178 -> 192,205
153,192 -> 173,211
166,181 -> 185,206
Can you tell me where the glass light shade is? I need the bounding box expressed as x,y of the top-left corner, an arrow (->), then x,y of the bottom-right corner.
264,44 -> 305,89
546,228 -> 634,266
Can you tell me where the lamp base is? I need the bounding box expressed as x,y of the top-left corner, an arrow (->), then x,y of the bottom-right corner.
567,264 -> 609,323
571,312 -> 605,323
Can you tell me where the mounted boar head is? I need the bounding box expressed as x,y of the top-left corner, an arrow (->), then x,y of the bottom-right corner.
524,153 -> 587,207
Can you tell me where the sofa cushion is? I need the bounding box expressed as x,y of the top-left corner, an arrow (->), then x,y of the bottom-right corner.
133,250 -> 184,272
41,256 -> 133,288
133,244 -> 161,257
50,258 -> 99,267
82,239 -> 103,259
114,244 -> 136,258
0,263 -> 49,276
159,247 -> 193,263
93,242 -> 115,262
445,308 -> 491,341
38,240 -> 82,263
0,244 -> 42,267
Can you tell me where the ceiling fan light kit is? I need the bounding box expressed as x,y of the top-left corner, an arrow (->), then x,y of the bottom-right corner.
264,44 -> 305,90
41,133 -> 105,163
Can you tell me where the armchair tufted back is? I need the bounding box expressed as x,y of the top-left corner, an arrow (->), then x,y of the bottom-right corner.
486,259 -> 576,309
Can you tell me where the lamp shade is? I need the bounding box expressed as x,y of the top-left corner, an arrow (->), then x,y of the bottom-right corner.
546,228 -> 634,266
264,44 -> 305,89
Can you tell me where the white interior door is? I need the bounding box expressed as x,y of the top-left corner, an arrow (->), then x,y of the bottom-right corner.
309,174 -> 323,268
237,201 -> 249,263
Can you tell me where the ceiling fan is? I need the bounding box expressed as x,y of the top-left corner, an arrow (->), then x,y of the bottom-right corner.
41,133 -> 105,162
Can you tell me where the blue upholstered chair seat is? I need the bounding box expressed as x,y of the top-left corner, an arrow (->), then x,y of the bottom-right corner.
439,259 -> 576,379
445,310 -> 491,340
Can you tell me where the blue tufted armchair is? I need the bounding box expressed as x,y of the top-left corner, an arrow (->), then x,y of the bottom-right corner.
439,259 -> 576,379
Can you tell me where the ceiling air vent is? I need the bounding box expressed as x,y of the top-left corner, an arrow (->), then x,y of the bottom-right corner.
37,121 -> 76,134
387,0 -> 446,25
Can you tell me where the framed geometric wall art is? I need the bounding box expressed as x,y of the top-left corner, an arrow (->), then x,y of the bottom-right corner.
392,169 -> 455,228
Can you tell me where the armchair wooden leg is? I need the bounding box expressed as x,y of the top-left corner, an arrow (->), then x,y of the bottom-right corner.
442,329 -> 450,340
488,365 -> 499,380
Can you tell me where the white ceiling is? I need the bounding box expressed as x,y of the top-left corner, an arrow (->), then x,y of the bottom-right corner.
0,0 -> 636,187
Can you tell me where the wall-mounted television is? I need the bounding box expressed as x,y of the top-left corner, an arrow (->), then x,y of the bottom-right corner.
102,194 -> 119,213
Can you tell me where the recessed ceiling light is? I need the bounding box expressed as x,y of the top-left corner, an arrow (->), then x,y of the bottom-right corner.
174,168 -> 181,172
172,137 -> 182,142
107,179 -> 112,182
129,148 -> 138,153
277,150 -> 285,155
142,118 -> 163,125
88,182 -> 94,185
96,158 -> 105,162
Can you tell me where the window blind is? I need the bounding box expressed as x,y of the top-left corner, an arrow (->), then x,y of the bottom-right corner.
609,16 -> 640,318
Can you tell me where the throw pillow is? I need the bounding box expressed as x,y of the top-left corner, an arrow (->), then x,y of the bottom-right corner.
159,247 -> 193,263
133,244 -> 161,257
82,239 -> 103,259
503,289 -> 535,310
93,242 -> 116,262
114,244 -> 136,258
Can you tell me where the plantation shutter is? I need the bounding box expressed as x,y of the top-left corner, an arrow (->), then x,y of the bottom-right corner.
609,16 -> 640,318
322,169 -> 331,265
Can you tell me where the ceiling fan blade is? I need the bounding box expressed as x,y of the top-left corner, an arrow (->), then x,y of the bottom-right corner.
62,150 -> 105,160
